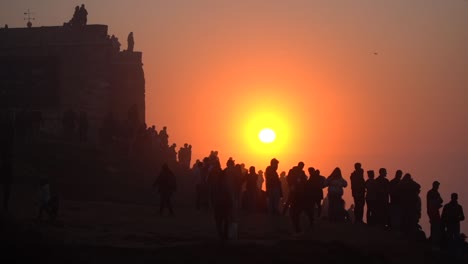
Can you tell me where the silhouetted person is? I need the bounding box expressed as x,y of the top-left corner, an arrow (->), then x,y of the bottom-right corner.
399,173 -> 421,236
127,32 -> 134,52
283,162 -> 306,216
365,170 -> 377,225
211,161 -> 232,240
374,168 -> 390,228
389,169 -> 403,230
67,5 -> 80,26
427,181 -> 443,247
37,177 -> 59,222
193,160 -> 206,210
257,170 -> 264,191
244,166 -> 258,212
265,158 -> 282,215
287,162 -> 308,233
324,167 -> 347,223
350,162 -> 366,224
441,193 -> 465,246
159,126 -> 169,148
279,171 -> 288,211
223,158 -> 244,239
152,163 -> 177,216
78,4 -> 88,26
305,167 -> 326,222
110,35 -> 121,52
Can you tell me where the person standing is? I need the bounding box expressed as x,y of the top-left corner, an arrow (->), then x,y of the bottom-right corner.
350,162 -> 366,224
441,193 -> 465,245
365,170 -> 377,225
427,181 -> 443,247
152,163 -> 177,216
265,158 -> 281,215
324,167 -> 348,222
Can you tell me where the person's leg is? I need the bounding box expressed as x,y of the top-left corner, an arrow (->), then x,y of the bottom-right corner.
314,199 -> 322,219
305,204 -> 315,227
167,193 -> 174,216
290,203 -> 301,233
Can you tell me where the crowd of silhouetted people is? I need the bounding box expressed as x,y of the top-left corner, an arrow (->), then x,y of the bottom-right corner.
179,155 -> 465,253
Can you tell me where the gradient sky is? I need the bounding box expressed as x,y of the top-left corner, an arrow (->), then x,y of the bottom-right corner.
1,0 -> 467,233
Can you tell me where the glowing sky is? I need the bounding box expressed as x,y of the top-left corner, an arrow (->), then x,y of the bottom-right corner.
1,0 -> 467,233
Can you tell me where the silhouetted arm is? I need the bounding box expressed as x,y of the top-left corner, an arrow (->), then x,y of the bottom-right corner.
460,205 -> 465,221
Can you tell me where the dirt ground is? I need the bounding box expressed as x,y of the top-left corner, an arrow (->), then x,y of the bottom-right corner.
2,195 -> 460,264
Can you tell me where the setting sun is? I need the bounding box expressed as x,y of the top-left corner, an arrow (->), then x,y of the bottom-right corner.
258,128 -> 276,143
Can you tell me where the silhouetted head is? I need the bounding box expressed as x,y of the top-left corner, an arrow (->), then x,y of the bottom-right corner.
271,158 -> 279,165
258,170 -> 263,176
451,193 -> 458,201
432,181 -> 440,190
308,167 -> 315,176
330,167 -> 342,178
403,173 -> 412,181
249,166 -> 256,174
354,163 -> 362,170
379,168 -> 387,177
395,170 -> 403,179
367,170 -> 375,179
297,161 -> 305,170
226,157 -> 235,167
280,171 -> 286,177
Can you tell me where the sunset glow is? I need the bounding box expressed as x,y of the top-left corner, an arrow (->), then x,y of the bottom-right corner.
2,0 -> 467,235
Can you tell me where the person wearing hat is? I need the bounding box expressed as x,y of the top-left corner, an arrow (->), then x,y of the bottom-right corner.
427,180 -> 443,247
265,158 -> 282,215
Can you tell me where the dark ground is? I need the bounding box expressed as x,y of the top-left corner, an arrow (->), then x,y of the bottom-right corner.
1,139 -> 467,263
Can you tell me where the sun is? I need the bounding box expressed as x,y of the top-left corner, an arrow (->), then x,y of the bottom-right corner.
258,128 -> 276,143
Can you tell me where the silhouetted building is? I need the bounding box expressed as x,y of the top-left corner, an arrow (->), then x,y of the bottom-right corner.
0,22 -> 145,140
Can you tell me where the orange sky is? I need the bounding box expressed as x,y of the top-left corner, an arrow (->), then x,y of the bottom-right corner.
2,0 -> 467,233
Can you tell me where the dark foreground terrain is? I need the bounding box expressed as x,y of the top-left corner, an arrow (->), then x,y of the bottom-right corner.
1,140 -> 467,263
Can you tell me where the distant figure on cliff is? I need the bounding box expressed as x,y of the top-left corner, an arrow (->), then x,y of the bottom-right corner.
110,35 -> 121,52
66,6 -> 80,27
127,32 -> 134,52
78,4 -> 88,26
